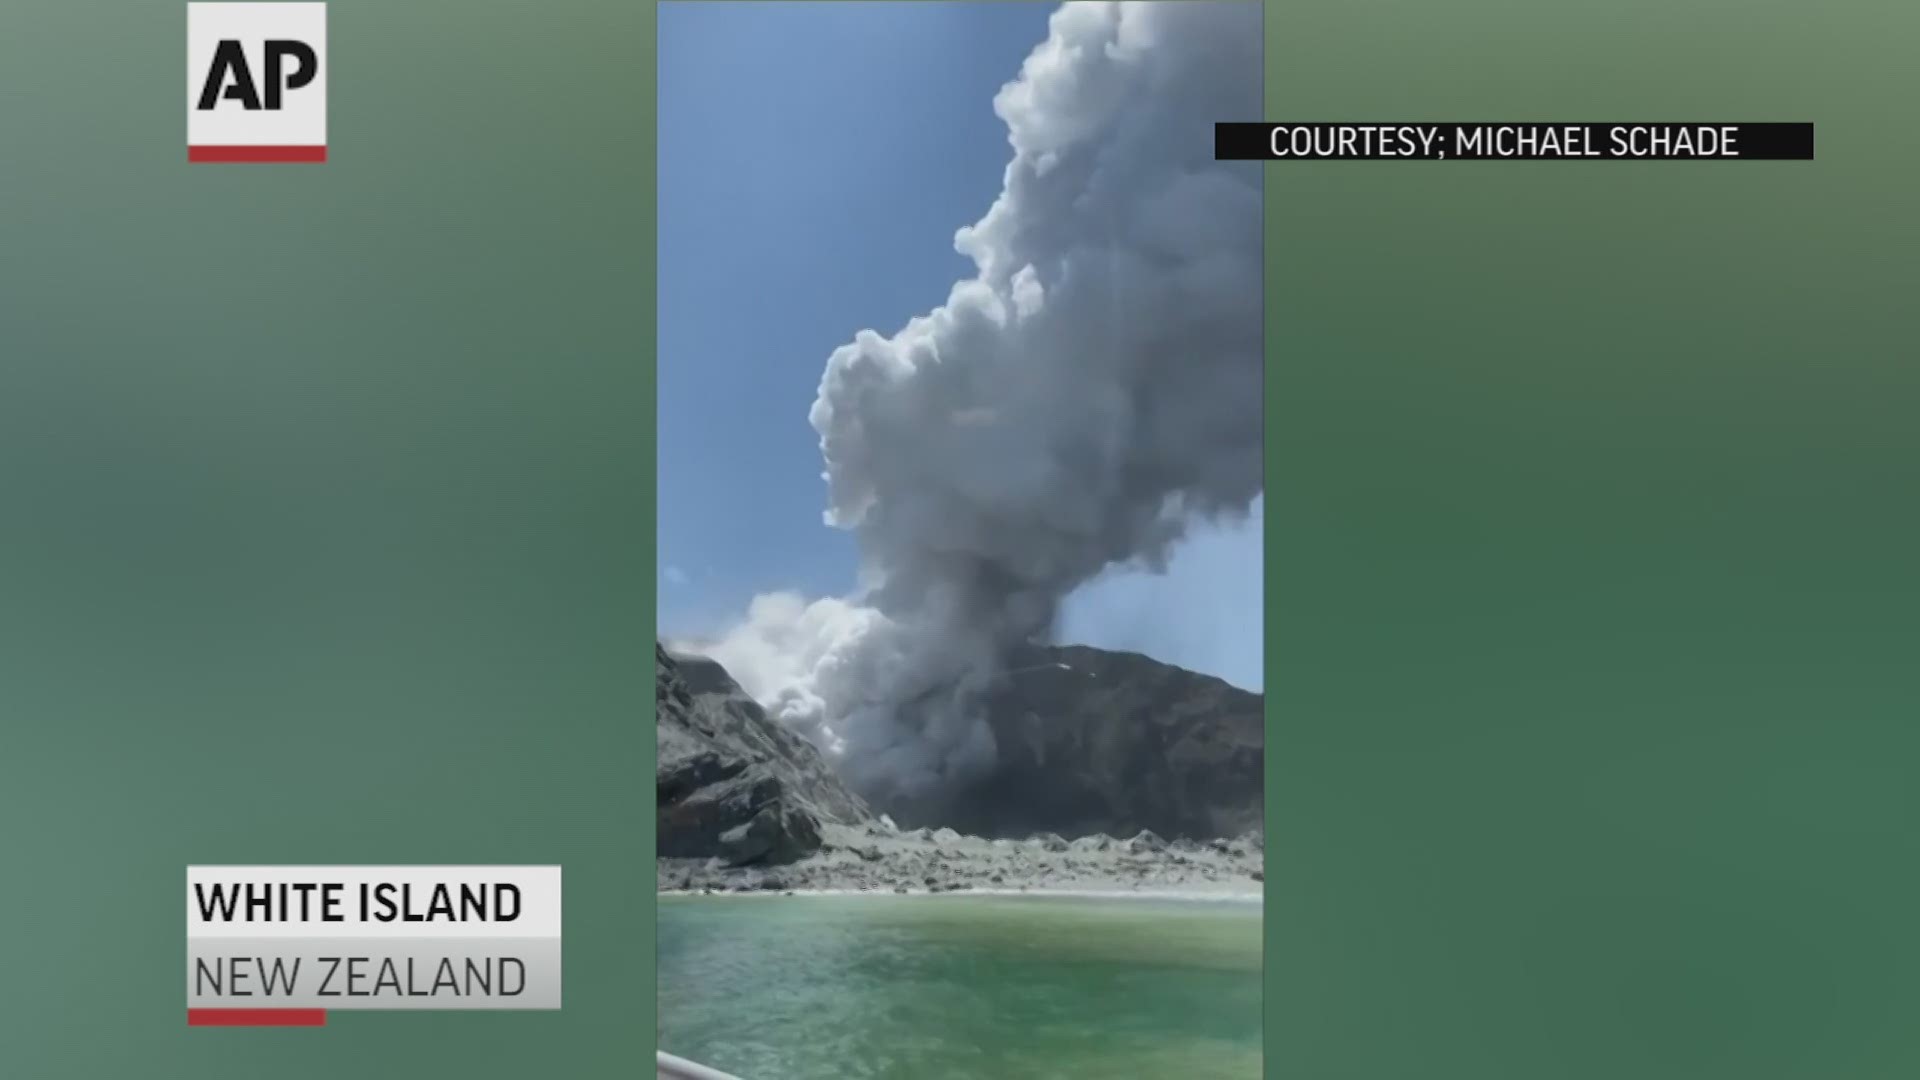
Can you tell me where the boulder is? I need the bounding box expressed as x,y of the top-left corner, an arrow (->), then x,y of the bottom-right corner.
717,804 -> 822,867
1128,829 -> 1167,853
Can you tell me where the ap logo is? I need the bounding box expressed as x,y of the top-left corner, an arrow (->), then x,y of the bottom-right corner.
187,3 -> 327,163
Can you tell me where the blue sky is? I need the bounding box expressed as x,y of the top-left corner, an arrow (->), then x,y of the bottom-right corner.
657,2 -> 1262,690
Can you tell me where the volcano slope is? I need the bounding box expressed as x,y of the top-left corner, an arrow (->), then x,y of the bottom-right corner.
884,642 -> 1264,842
656,643 -> 873,866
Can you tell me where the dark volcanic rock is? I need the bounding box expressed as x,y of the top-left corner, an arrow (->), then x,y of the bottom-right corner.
656,643 -> 871,865
889,643 -> 1263,842
718,804 -> 822,867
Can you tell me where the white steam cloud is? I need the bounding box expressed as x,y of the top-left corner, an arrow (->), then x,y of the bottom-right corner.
698,1 -> 1263,806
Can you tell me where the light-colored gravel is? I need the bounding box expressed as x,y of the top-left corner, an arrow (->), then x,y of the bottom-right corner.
659,819 -> 1264,897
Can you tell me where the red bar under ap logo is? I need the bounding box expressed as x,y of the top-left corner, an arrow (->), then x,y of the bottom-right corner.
187,3 -> 328,164
188,145 -> 328,163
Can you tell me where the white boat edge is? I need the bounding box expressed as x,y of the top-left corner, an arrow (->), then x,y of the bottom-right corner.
658,1050 -> 744,1080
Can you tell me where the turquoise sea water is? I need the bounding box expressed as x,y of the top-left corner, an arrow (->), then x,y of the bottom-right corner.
657,893 -> 1263,1079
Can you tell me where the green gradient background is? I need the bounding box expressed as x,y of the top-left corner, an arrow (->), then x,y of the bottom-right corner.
2,0 -> 1916,1076
0,0 -> 655,1076
1266,0 -> 1918,1077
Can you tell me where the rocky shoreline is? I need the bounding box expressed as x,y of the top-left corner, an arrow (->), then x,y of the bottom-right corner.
659,818 -> 1265,896
657,641 -> 1267,899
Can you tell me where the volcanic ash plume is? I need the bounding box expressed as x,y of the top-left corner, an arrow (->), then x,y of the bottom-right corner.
700,1 -> 1264,808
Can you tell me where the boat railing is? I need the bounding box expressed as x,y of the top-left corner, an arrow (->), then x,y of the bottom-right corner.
657,1050 -> 743,1080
